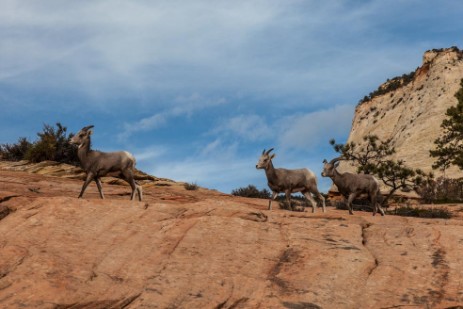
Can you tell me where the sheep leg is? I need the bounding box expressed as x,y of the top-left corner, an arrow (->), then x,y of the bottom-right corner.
95,177 -> 105,199
122,170 -> 138,201
374,198 -> 385,216
377,203 -> 385,216
285,190 -> 293,211
127,164 -> 143,201
311,189 -> 326,213
370,192 -> 385,216
303,191 -> 317,213
318,192 -> 326,213
370,193 -> 378,216
78,173 -> 94,198
346,193 -> 357,215
268,191 -> 278,210
136,184 -> 143,202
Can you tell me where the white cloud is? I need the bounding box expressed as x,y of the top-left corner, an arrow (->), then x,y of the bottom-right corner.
213,114 -> 272,141
118,94 -> 228,141
132,146 -> 167,163
278,104 -> 354,149
199,138 -> 239,158
2,0 -> 446,110
151,154 -> 262,193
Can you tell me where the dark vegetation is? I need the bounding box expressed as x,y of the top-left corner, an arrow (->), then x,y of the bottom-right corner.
388,206 -> 452,219
417,177 -> 463,204
358,47 -> 462,106
231,185 -> 328,211
330,135 -> 433,206
426,77 -> 463,205
430,78 -> 463,173
427,46 -> 462,57
231,185 -> 271,199
0,123 -> 79,165
358,71 -> 416,105
277,195 -> 315,211
184,182 -> 199,191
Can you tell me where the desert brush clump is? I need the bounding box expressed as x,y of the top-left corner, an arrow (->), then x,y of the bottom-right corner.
231,185 -> 271,199
278,194 -> 313,211
0,122 -> 79,165
416,176 -> 463,204
388,206 -> 452,219
184,182 -> 199,191
358,71 -> 416,104
0,137 -> 32,161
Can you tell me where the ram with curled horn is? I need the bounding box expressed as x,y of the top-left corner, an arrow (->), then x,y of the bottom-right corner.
256,148 -> 325,212
70,125 -> 143,201
321,157 -> 385,216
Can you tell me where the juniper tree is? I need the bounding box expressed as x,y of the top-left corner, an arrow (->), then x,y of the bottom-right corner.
330,135 -> 395,174
430,78 -> 463,173
330,134 -> 432,205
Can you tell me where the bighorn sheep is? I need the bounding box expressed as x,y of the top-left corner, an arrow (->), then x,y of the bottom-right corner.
256,148 -> 325,212
321,157 -> 384,216
70,125 -> 143,201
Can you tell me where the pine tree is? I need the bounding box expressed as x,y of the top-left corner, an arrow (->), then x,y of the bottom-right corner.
330,134 -> 432,205
430,78 -> 463,172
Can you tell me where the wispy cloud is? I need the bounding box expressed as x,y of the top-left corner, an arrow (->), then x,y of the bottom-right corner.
118,94 -> 227,141
3,0 -> 454,111
278,104 -> 354,150
132,145 -> 167,163
212,114 -> 272,142
151,154 -> 262,192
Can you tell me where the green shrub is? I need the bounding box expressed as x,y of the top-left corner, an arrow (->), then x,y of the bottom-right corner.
231,185 -> 271,199
334,199 -> 376,212
1,123 -> 79,165
388,206 -> 452,219
278,195 -> 311,211
358,71 -> 416,104
417,177 -> 463,204
0,137 -> 32,161
184,182 -> 199,191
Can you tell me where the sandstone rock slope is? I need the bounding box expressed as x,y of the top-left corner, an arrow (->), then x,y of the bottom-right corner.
1,167 -> 463,308
345,47 -> 463,178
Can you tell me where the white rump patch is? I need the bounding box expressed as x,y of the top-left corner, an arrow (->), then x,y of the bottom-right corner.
124,151 -> 135,162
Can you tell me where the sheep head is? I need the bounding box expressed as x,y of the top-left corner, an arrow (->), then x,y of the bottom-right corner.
321,157 -> 341,177
70,125 -> 94,148
256,148 -> 275,169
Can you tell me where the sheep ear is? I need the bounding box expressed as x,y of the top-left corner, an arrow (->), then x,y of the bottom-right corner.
270,154 -> 276,160
334,161 -> 340,167
87,129 -> 93,136
323,159 -> 327,163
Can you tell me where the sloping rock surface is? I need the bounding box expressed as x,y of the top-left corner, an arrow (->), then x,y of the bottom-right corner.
344,47 -> 463,179
1,167 -> 463,308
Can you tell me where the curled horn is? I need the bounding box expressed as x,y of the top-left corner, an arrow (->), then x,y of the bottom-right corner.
82,125 -> 94,131
329,157 -> 343,165
265,148 -> 274,155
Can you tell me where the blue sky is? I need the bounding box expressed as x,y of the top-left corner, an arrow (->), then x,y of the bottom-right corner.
1,1 -> 462,193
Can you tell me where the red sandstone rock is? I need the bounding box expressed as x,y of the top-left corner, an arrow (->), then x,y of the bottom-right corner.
1,169 -> 463,308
